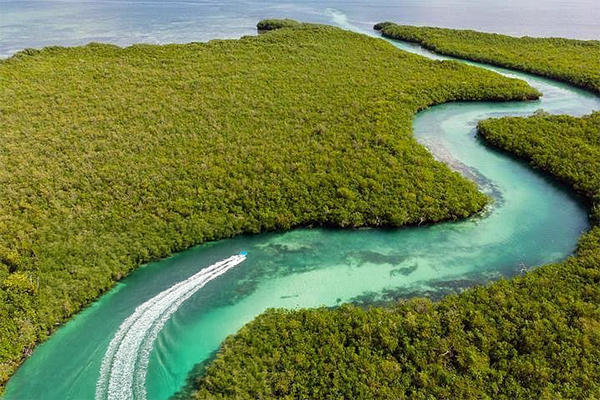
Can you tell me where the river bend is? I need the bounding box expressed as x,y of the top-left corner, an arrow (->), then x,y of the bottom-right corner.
4,28 -> 599,400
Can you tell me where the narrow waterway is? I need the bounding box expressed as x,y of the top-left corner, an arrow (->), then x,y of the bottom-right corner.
4,31 -> 599,400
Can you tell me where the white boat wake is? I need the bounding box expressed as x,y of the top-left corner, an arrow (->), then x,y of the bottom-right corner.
95,253 -> 247,400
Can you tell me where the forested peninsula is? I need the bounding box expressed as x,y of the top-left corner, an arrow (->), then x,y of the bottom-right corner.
479,112 -> 600,220
0,24 -> 538,388
375,22 -> 600,93
191,114 -> 600,399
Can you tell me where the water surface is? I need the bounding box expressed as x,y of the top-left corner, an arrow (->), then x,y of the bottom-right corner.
5,30 -> 599,399
1,0 -> 599,57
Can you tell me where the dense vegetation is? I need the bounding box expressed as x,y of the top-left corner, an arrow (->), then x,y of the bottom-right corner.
375,22 -> 600,93
256,19 -> 301,31
192,113 -> 600,399
479,112 -> 600,222
0,23 -> 538,389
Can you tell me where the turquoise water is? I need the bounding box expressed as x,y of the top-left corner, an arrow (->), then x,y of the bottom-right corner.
4,34 -> 600,400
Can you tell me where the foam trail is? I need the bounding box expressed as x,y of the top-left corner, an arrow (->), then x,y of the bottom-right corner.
95,254 -> 246,400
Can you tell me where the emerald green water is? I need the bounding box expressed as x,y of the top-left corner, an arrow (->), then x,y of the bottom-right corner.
4,37 -> 599,400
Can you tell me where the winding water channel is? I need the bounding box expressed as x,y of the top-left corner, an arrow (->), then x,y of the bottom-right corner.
4,30 -> 600,400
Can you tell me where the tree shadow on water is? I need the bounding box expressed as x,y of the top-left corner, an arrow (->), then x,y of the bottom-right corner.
169,349 -> 219,400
